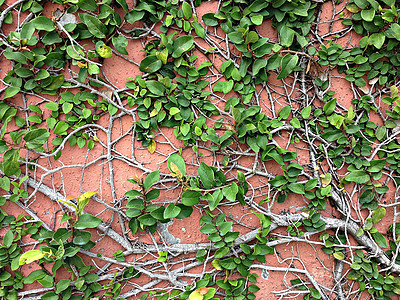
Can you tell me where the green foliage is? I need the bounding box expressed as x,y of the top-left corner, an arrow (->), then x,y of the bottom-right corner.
0,0 -> 400,299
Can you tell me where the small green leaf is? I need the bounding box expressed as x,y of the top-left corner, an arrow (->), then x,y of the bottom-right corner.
372,232 -> 387,247
333,252 -> 345,260
172,36 -> 194,58
192,22 -> 205,38
139,55 -> 162,73
167,153 -> 186,177
81,14 -> 107,38
361,8 -> 375,22
137,214 -> 157,226
74,214 -> 102,229
181,191 -> 201,206
277,54 -> 298,79
56,279 -> 71,294
323,98 -> 337,115
163,203 -> 181,219
372,207 -> 386,224
346,170 -> 370,184
198,162 -> 214,189
32,16 -> 55,31
143,170 -> 160,191
181,2 -> 192,19
146,81 -> 165,96
4,86 -> 20,99
3,230 -> 13,248
287,183 -> 305,194
3,149 -> 20,176
280,26 -> 295,47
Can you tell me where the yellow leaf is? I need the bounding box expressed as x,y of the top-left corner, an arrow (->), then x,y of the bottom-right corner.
170,162 -> 183,179
391,85 -> 399,98
320,173 -> 332,186
19,250 -> 44,265
77,61 -> 88,68
188,291 -> 203,300
211,259 -> 222,270
150,109 -> 158,117
147,140 -> 156,154
346,4 -> 359,13
80,191 -> 97,200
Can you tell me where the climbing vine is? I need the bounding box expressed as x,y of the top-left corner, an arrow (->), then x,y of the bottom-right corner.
0,0 -> 400,299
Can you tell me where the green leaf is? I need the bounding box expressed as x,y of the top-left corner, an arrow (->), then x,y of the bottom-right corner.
167,153 -> 186,177
361,8 -> 375,22
20,22 -> 35,40
112,35 -> 128,55
53,121 -> 69,135
146,189 -> 160,201
214,246 -> 230,258
23,128 -> 50,149
3,230 -> 13,248
74,214 -> 102,229
139,55 -> 162,73
125,10 -> 145,24
305,179 -> 318,191
116,0 -> 129,13
4,86 -> 20,99
41,292 -> 58,300
287,183 -> 305,194
346,170 -> 370,184
44,102 -> 59,111
163,203 -> 181,219
143,170 -> 160,191
219,221 -> 232,236
222,182 -> 238,201
198,162 -> 214,189
372,232 -> 387,247
3,149 -> 20,176
277,54 -> 298,79
252,58 -> 267,75
367,159 -> 386,173
73,230 -> 92,245
137,214 -> 157,226
201,223 -> 217,234
77,0 -> 97,11
333,252 -> 345,260
368,33 -> 385,49
387,23 -> 400,41
181,2 -> 192,19
0,177 -> 10,191
202,13 -> 218,26
227,32 -> 244,44
192,22 -> 205,38
181,191 -> 201,206
32,16 -> 55,31
372,207 -> 386,224
323,98 -> 337,115
213,80 -> 234,94
56,279 -> 71,294
146,80 -> 165,96
66,45 -> 85,60
280,26 -> 295,47
81,14 -> 107,38
172,36 -> 194,58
